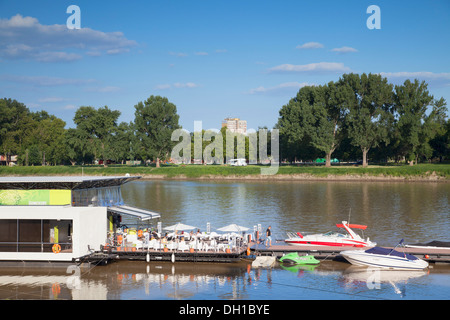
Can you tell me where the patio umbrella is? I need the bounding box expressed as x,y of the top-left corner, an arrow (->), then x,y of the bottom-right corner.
163,222 -> 197,232
217,223 -> 249,232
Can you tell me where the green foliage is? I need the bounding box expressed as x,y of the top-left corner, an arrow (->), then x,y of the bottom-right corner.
277,73 -> 448,166
1,72 -> 449,169
134,95 -> 181,167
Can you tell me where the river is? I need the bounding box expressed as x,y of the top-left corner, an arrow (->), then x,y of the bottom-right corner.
0,180 -> 448,301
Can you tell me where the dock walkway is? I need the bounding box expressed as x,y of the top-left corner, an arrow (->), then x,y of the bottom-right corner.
99,245 -> 247,263
250,242 -> 450,263
81,242 -> 450,265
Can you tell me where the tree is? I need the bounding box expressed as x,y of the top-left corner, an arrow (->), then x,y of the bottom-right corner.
340,73 -> 394,167
430,118 -> 450,162
277,83 -> 349,166
28,112 -> 67,165
277,86 -> 317,162
416,97 -> 448,162
134,95 -> 181,167
307,82 -> 351,167
73,106 -> 121,166
109,122 -> 136,164
0,98 -> 32,165
394,79 -> 438,164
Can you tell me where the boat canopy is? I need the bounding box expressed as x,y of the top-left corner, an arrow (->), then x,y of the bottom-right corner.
108,205 -> 161,221
365,247 -> 418,260
336,223 -> 367,230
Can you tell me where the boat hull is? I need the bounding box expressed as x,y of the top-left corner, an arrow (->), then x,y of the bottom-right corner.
285,239 -> 371,247
285,221 -> 376,248
340,250 -> 429,270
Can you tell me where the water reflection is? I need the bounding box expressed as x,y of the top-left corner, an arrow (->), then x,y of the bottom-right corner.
341,266 -> 428,298
0,260 -> 449,300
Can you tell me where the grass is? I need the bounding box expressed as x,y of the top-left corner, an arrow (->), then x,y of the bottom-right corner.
1,163 -> 449,180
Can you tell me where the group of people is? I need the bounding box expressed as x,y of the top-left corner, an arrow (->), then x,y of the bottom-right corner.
254,225 -> 272,247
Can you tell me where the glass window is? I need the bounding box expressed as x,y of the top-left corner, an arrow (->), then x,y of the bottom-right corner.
0,219 -> 72,253
0,220 -> 17,252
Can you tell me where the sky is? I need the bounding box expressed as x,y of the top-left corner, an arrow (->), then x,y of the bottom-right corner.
1,0 -> 449,132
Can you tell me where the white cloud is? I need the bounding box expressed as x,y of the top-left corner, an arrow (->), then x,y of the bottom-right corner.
155,82 -> 199,89
379,71 -> 450,80
169,51 -> 188,57
85,86 -> 122,93
155,84 -> 171,90
379,71 -> 450,87
0,14 -> 137,62
269,62 -> 351,73
331,46 -> 358,54
296,42 -> 324,50
194,52 -> 209,56
173,82 -> 198,88
2,74 -> 96,86
248,82 -> 314,95
38,97 -> 67,103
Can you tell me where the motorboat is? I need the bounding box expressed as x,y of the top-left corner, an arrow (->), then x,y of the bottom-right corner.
405,240 -> 450,250
285,221 -> 376,247
278,252 -> 320,265
340,240 -> 429,270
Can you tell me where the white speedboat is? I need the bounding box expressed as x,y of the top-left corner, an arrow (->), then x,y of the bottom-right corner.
340,242 -> 429,270
285,221 -> 376,247
405,240 -> 450,250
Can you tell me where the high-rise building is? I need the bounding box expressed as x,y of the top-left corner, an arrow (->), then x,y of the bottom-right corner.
221,117 -> 247,135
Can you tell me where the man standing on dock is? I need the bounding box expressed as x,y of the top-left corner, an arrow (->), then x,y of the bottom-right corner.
265,226 -> 272,247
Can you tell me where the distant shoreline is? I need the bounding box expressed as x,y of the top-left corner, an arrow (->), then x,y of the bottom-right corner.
137,173 -> 448,182
1,164 -> 449,182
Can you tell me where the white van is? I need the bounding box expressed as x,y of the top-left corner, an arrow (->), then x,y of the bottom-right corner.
228,158 -> 247,166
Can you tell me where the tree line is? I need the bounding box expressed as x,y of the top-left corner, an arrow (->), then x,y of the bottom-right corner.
0,95 -> 180,167
276,73 -> 449,166
1,73 -> 449,167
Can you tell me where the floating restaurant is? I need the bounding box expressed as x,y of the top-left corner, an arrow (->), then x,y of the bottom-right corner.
0,175 -> 161,264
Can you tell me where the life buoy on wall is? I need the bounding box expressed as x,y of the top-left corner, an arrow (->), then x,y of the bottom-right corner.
52,243 -> 61,254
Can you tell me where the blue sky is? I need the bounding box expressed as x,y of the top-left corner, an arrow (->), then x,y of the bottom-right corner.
1,0 -> 449,132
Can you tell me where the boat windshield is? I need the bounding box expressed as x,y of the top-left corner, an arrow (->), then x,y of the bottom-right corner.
323,231 -> 346,237
365,247 -> 418,260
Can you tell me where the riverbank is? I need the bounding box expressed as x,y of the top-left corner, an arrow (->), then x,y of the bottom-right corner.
1,163 -> 449,181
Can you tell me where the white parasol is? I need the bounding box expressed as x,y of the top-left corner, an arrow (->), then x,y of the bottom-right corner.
163,222 -> 197,232
217,223 -> 250,232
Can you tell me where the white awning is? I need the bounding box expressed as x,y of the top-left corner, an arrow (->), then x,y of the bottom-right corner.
108,205 -> 161,221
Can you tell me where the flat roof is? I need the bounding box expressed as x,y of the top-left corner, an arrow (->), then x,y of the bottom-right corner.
0,176 -> 141,190
108,205 -> 161,221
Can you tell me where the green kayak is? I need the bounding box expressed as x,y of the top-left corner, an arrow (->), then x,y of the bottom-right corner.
278,252 -> 320,265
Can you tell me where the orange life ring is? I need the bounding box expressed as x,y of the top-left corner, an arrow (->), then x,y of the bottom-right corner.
52,283 -> 61,295
52,244 -> 61,254
138,230 -> 143,238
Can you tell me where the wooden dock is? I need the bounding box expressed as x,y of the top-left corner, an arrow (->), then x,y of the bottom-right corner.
80,243 -> 450,265
250,242 -> 450,263
97,245 -> 247,263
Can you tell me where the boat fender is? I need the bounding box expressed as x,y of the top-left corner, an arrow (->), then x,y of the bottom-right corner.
171,253 -> 175,263
247,247 -> 251,256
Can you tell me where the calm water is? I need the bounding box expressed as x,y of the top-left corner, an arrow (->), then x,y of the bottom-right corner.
0,180 -> 449,300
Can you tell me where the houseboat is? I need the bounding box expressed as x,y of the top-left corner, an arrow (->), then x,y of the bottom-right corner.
0,175 -> 160,263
